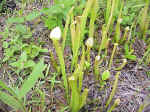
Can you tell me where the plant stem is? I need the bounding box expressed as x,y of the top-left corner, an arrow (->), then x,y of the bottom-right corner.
115,59 -> 127,71
106,72 -> 120,108
107,99 -> 120,112
62,7 -> 74,51
109,43 -> 118,70
121,27 -> 129,44
49,49 -> 59,72
53,40 -> 68,97
94,55 -> 103,80
86,47 -> 91,63
89,0 -> 99,37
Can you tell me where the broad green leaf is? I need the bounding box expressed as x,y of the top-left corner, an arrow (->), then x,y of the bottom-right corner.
23,45 -> 32,54
24,60 -> 35,68
7,17 -> 25,24
10,61 -> 22,68
23,45 -> 47,58
41,5 -> 63,15
25,11 -> 41,21
125,54 -> 136,60
15,24 -> 27,34
0,91 -> 23,111
10,52 -> 27,69
20,52 -> 27,62
31,47 -> 40,58
101,70 -> 110,81
18,59 -> 46,99
42,16 -> 58,30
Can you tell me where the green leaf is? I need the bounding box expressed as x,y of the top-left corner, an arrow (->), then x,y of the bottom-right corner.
101,70 -> 110,81
10,61 -> 21,69
25,11 -> 41,21
10,52 -> 27,69
85,61 -> 90,69
0,80 -> 16,97
41,5 -> 63,15
23,44 -> 32,54
124,43 -> 129,55
7,17 -> 25,24
39,48 -> 48,53
0,91 -> 23,111
125,54 -> 136,60
31,47 -> 40,58
24,60 -> 35,68
147,30 -> 150,34
23,33 -> 32,39
42,17 -> 58,30
18,59 -> 46,99
102,37 -> 108,49
15,24 -> 27,34
80,88 -> 88,109
2,41 -> 9,48
20,52 -> 27,62
3,47 -> 16,62
100,81 -> 106,86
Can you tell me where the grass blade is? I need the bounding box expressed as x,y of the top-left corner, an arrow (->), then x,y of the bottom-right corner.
0,91 -> 25,111
18,59 -> 46,99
